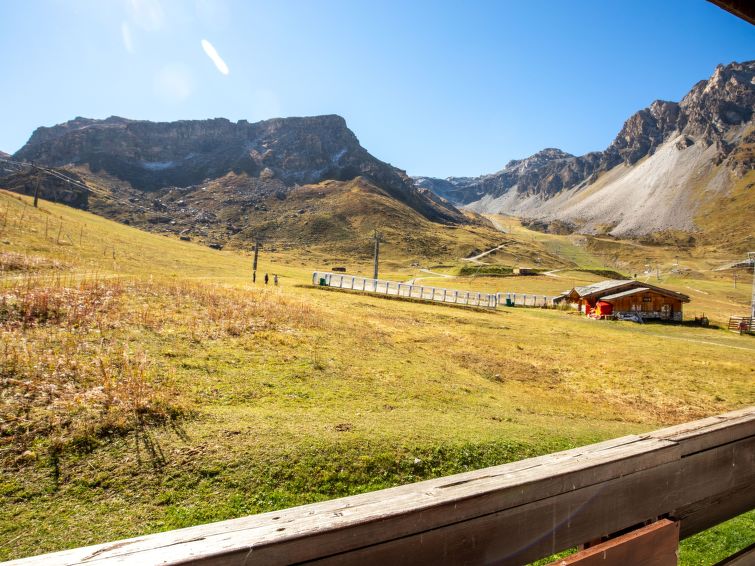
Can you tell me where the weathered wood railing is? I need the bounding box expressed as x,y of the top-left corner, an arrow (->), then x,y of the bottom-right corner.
497,292 -> 558,308
312,271 -> 498,309
6,407 -> 754,565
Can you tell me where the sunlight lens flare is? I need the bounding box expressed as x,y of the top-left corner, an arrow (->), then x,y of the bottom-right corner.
201,39 -> 230,75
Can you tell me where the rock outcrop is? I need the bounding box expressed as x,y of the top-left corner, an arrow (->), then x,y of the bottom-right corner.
12,114 -> 465,224
415,60 -> 755,241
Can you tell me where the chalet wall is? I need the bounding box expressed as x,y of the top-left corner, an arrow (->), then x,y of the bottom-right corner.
610,293 -> 684,321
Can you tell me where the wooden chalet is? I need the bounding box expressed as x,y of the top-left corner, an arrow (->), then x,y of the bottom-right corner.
564,279 -> 690,321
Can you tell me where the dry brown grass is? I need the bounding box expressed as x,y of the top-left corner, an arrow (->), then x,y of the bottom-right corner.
0,278 -> 120,329
0,337 -> 181,471
0,252 -> 67,272
0,274 -> 324,475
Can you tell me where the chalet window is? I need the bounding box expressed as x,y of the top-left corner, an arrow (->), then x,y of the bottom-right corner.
643,295 -> 652,302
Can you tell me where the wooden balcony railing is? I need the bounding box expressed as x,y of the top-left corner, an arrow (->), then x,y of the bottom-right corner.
5,407 -> 754,565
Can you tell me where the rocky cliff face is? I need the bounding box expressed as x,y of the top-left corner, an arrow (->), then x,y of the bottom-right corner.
12,114 -> 465,224
415,60 -> 755,241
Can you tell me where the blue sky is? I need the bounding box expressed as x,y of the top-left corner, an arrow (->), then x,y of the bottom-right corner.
1,1 -> 753,177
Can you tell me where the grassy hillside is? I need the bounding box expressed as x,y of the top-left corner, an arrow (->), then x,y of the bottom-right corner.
0,191 -> 753,563
695,169 -> 755,253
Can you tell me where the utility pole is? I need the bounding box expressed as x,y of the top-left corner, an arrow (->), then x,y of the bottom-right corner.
33,178 -> 40,208
372,230 -> 383,280
252,240 -> 260,283
749,252 -> 755,319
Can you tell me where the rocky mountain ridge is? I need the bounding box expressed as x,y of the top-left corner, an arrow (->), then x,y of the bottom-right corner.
414,60 -> 754,245
11,114 -> 465,225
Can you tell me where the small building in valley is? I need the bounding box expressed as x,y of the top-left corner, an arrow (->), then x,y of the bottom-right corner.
564,280 -> 690,321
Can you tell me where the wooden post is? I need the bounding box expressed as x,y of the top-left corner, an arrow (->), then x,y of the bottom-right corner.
252,240 -> 260,280
373,230 -> 381,280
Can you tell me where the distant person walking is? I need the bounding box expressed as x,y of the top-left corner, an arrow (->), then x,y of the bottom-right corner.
274,274 -> 279,286
264,273 -> 269,285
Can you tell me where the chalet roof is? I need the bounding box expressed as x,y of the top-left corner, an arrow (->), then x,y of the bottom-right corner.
572,280 -> 634,298
570,279 -> 691,302
600,287 -> 651,301
601,286 -> 691,303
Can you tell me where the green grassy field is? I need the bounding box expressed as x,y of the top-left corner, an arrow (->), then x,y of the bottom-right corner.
0,191 -> 753,563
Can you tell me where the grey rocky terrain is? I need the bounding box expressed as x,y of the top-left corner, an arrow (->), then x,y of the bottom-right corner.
415,60 -> 755,239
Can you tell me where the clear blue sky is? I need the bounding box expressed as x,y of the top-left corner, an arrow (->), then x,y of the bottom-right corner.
1,0 -> 753,177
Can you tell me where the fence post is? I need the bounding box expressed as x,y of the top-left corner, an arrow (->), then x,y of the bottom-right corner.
443,289 -> 447,302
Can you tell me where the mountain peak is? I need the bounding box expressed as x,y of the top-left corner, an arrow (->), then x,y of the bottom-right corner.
416,59 -> 754,246
11,114 -> 465,225
504,148 -> 574,171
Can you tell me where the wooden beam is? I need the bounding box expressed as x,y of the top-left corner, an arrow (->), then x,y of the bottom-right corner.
674,482 -> 755,539
545,519 -> 679,566
714,542 -> 755,565
708,0 -> 755,25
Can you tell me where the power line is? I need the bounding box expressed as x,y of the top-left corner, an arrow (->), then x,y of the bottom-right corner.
0,157 -> 94,195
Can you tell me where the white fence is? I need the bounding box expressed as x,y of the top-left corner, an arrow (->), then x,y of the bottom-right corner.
313,272 -> 498,309
496,292 -> 558,308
